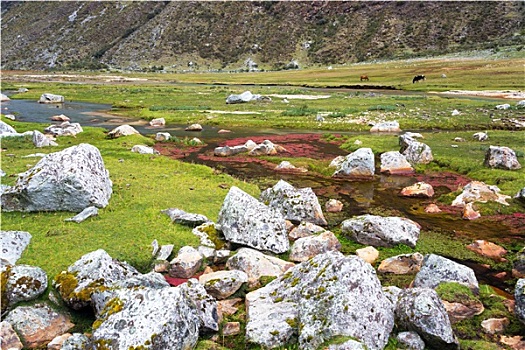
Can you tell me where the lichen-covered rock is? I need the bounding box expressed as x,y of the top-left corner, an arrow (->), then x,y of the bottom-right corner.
260,180 -> 327,226
513,248 -> 525,278
341,214 -> 420,248
396,331 -> 426,350
199,270 -> 248,300
0,230 -> 32,265
32,130 -> 58,147
515,279 -> 525,325
191,222 -> 218,248
249,140 -> 281,156
5,265 -> 48,306
179,279 -> 219,333
4,303 -> 74,348
1,144 -> 112,213
378,253 -> 424,274
107,124 -> 140,138
162,208 -> 210,227
413,254 -> 479,293
169,246 -> 203,279
47,333 -> 72,350
44,122 -> 83,136
395,288 -> 459,349
60,332 -> 91,350
217,186 -> 289,254
0,321 -> 23,350
402,141 -> 433,165
380,151 -> 414,175
246,251 -> 394,350
214,145 -> 248,157
225,248 -> 294,286
289,231 -> 341,262
53,249 -> 140,310
91,286 -> 200,350
332,148 -> 375,178
452,181 -> 511,207
370,120 -> 400,132
484,145 -> 522,170
38,93 -> 64,104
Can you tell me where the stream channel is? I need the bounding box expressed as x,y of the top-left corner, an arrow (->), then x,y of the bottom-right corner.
3,93 -> 523,295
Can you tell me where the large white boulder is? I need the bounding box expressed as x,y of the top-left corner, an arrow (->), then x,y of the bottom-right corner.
107,124 -> 140,138
484,145 -> 521,170
1,144 -> 112,212
38,93 -> 64,103
332,148 -> 375,178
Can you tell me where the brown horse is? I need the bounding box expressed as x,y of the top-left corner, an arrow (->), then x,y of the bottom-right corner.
360,75 -> 369,82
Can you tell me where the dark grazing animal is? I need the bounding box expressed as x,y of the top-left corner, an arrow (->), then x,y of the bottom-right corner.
360,75 -> 369,82
413,75 -> 425,83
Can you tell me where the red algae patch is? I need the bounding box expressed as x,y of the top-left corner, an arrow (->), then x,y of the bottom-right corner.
415,172 -> 472,192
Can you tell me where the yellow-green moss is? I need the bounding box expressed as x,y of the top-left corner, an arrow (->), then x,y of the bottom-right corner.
1,266 -> 12,313
93,296 -> 125,330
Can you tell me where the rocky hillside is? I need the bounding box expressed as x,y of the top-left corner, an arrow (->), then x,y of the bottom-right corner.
1,1 -> 524,71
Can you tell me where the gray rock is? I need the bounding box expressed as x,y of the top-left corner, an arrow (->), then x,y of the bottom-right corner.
0,230 -> 32,265
0,321 -> 23,350
5,265 -> 48,305
60,333 -> 91,350
0,120 -> 18,136
38,93 -> 64,103
64,206 -> 98,223
162,207 -> 210,227
198,270 -> 248,299
383,286 -> 402,306
333,148 -> 375,178
395,288 -> 459,349
396,331 -> 426,350
225,247 -> 294,285
32,130 -> 58,147
246,251 -> 394,350
214,145 -> 248,157
341,214 -> 420,248
1,144 -> 113,213
515,278 -> 525,325
516,187 -> 525,202
495,103 -> 511,110
380,151 -> 414,175
452,181 -> 511,207
413,254 -> 479,293
91,287 -> 200,350
370,120 -> 401,132
191,222 -> 218,248
484,145 -> 521,170
4,303 -> 74,348
155,132 -> 171,141
217,186 -> 289,254
155,244 -> 174,261
472,132 -> 488,141
107,124 -> 140,138
226,91 -> 257,104
44,122 -> 83,136
289,221 -> 326,241
53,249 -> 140,310
402,141 -> 433,165
328,339 -> 367,350
249,139 -> 281,156
289,231 -> 341,262
179,279 -> 219,333
329,155 -> 346,169
185,123 -> 203,131
131,145 -> 158,154
260,179 -> 327,226
149,117 -> 165,127
1,93 -> 10,101
169,246 -> 203,278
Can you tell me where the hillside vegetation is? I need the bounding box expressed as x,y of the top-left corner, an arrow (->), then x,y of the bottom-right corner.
1,1 -> 524,71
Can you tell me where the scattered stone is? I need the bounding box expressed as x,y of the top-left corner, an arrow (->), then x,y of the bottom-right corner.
517,100 -> 525,108
481,318 -> 509,334
47,333 -> 72,350
466,240 -> 507,262
225,248 -> 294,286
0,321 -> 23,350
4,114 -> 15,120
162,208 -> 210,227
451,109 -> 461,116
190,222 -> 218,248
513,248 -> 525,279
199,270 -> 248,300
149,117 -> 165,127
64,206 -> 98,223
327,339 -> 367,350
413,254 -> 479,293
44,122 -> 83,136
169,246 -> 203,279
32,130 -> 58,147
17,88 -> 29,93
222,322 -> 241,336
355,246 -> 379,264
38,93 -> 64,104
332,148 -> 375,178
217,186 -> 289,254
288,221 -> 326,241
424,204 -> 442,213
400,182 -> 434,198
214,145 -> 248,157
396,331 -> 426,350
4,303 -> 74,348
226,91 -> 259,104
452,181 -> 511,207
179,279 -> 219,333
5,265 -> 48,306
154,244 -> 174,261
1,144 -> 113,213
380,151 -> 414,175
325,199 -> 343,213
185,123 -> 203,131
260,179 -> 327,226
454,137 -> 465,142
0,230 -> 32,265
131,145 -> 159,154
107,124 -> 140,138
496,103 -> 511,110
378,253 -> 424,274
218,298 -> 242,317
395,288 -> 459,349
370,120 -> 401,132
289,231 -> 341,262
275,161 -> 307,172
473,132 -> 488,141
484,145 -> 521,170
50,114 -> 70,122
218,129 -> 231,134
442,298 -> 485,324
402,141 -> 433,165
341,214 -> 420,248
155,132 -> 171,141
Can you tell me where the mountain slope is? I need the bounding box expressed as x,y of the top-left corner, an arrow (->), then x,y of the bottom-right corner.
1,1 -> 524,71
